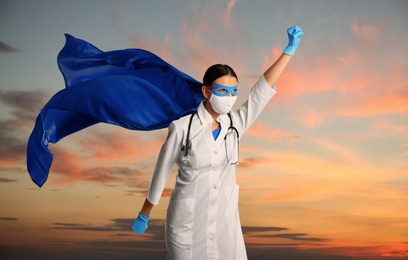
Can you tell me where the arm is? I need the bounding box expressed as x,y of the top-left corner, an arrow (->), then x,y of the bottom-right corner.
263,53 -> 292,86
140,198 -> 154,216
233,26 -> 304,134
131,198 -> 154,235
132,122 -> 181,235
263,26 -> 303,86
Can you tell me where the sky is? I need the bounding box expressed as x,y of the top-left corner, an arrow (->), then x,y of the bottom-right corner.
1,0 -> 408,259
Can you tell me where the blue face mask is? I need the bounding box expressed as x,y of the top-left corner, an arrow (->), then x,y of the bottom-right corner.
206,84 -> 238,97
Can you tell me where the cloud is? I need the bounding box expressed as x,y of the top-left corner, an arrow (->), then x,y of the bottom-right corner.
51,218 -> 134,232
0,87 -> 169,187
334,93 -> 408,117
51,218 -> 166,242
2,244 -> 362,260
52,222 -> 117,232
300,110 -> 327,129
276,56 -> 408,121
266,14 -> 408,132
0,89 -> 47,121
81,239 -> 165,251
225,0 -> 237,27
48,148 -> 150,188
237,157 -> 268,169
236,132 -> 408,205
0,217 -> 19,221
242,225 -> 329,251
247,246 -> 356,260
0,88 -> 166,189
49,218 -> 329,250
0,121 -> 27,166
72,128 -> 165,165
110,0 -> 174,62
3,217 -> 405,260
0,89 -> 50,168
176,0 -> 253,80
244,122 -> 300,143
128,33 -> 173,62
314,245 -> 408,259
0,244 -> 166,260
2,88 -> 168,188
49,218 -> 325,245
352,17 -> 381,42
197,223 -> 328,257
133,187 -> 173,198
43,127 -> 165,188
0,177 -> 18,183
241,222 -> 407,258
372,119 -> 408,139
0,41 -> 19,52
255,233 -> 329,242
242,226 -> 288,233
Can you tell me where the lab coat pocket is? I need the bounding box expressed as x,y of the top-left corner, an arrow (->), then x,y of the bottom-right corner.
166,197 -> 195,255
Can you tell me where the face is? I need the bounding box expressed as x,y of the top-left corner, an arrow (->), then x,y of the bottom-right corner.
202,75 -> 239,115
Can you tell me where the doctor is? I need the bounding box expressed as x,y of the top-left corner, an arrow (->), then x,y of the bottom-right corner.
132,26 -> 303,260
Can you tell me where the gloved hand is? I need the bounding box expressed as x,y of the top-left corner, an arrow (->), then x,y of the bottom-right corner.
283,26 -> 304,56
131,212 -> 150,235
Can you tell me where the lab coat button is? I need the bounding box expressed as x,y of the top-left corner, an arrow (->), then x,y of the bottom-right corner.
214,150 -> 218,154
213,185 -> 217,190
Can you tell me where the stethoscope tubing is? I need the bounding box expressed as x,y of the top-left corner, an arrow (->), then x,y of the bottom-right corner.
183,112 -> 238,160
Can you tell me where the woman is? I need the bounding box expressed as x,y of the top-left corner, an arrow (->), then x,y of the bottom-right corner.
132,26 -> 304,260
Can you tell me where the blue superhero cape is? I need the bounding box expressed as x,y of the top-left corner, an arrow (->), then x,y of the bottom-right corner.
27,34 -> 204,187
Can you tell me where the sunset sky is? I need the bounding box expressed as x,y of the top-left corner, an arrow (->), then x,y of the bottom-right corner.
1,0 -> 407,259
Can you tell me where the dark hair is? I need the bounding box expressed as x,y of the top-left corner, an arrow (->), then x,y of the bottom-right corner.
203,64 -> 238,86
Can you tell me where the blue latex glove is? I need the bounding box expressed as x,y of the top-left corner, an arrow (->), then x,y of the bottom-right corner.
283,26 -> 304,56
131,212 -> 150,235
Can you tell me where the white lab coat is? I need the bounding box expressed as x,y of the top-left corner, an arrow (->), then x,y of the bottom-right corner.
147,76 -> 276,260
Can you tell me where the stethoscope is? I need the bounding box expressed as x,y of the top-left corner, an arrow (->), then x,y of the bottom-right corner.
182,112 -> 239,165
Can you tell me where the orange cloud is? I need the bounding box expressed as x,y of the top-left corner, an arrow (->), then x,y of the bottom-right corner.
244,122 -> 298,143
48,146 -> 150,188
178,0 -> 252,80
268,54 -> 408,129
334,92 -> 408,117
237,133 -> 407,203
270,57 -> 339,104
321,244 -> 408,258
225,0 -> 237,27
236,143 -> 408,251
129,33 -> 173,62
237,157 -> 268,169
352,17 -> 381,42
300,110 -> 327,129
45,126 -> 165,187
72,126 -> 165,165
263,14 -> 407,128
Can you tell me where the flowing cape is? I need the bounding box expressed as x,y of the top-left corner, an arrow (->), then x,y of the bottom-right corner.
27,34 -> 204,187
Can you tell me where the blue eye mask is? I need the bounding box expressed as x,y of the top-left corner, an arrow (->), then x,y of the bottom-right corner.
206,84 -> 238,97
